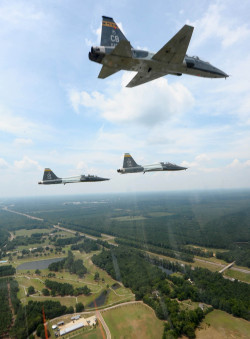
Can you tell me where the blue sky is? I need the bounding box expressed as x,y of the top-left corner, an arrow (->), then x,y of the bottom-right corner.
0,0 -> 250,197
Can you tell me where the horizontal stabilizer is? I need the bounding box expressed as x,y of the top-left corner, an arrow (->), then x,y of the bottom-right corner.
126,71 -> 168,88
98,65 -> 121,79
152,25 -> 194,64
111,40 -> 132,58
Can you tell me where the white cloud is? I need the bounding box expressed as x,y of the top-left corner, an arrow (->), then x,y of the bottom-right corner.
14,138 -> 33,146
70,74 -> 194,126
0,106 -> 36,135
189,1 -> 250,48
227,158 -> 250,168
0,2 -> 46,29
14,156 -> 41,171
0,158 -> 9,169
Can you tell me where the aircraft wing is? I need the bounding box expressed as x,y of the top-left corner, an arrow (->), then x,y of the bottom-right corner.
126,71 -> 168,88
98,66 -> 121,79
152,25 -> 194,64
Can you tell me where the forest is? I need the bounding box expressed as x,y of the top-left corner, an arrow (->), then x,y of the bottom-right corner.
216,246 -> 250,268
45,279 -> 90,296
0,265 -> 16,277
0,278 -> 19,337
48,250 -> 87,277
11,300 -> 73,339
92,246 -> 250,337
92,246 -> 207,338
1,191 -> 250,267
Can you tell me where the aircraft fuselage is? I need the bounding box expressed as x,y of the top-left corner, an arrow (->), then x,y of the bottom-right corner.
39,175 -> 109,185
117,162 -> 187,174
89,46 -> 228,79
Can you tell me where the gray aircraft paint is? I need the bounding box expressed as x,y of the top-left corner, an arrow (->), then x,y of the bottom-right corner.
38,168 -> 110,185
89,16 -> 228,87
117,154 -> 187,174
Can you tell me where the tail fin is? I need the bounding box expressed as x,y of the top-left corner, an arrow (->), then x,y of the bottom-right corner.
101,16 -> 128,47
43,168 -> 58,181
123,153 -> 140,168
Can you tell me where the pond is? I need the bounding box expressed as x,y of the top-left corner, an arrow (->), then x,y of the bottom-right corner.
111,283 -> 121,290
16,257 -> 64,270
158,266 -> 173,275
87,289 -> 111,308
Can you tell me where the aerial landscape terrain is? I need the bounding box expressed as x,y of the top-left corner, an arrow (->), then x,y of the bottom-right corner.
0,190 -> 249,338
1,0 -> 250,338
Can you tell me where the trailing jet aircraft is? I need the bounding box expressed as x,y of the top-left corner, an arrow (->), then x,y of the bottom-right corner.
117,153 -> 187,174
89,16 -> 228,87
38,168 -> 109,185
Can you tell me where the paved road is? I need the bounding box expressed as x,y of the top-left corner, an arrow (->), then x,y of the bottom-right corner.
231,267 -> 250,274
2,207 -> 44,221
96,309 -> 111,339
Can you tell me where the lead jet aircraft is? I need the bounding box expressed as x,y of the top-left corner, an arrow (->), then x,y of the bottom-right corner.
89,16 -> 228,87
117,153 -> 187,174
38,168 -> 109,185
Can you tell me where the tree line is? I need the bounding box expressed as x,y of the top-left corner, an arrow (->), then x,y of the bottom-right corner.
11,300 -> 73,339
71,238 -> 100,253
0,265 -> 16,277
48,250 -> 87,277
92,247 -> 205,338
44,279 -> 90,296
216,246 -> 250,268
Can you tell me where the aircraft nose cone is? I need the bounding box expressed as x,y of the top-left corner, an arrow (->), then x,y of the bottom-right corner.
215,67 -> 229,78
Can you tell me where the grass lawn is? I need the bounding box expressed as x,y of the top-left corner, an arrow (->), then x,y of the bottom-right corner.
224,269 -> 250,283
147,211 -> 174,217
195,309 -> 250,339
69,326 -> 104,339
14,228 -> 52,237
15,250 -> 134,309
146,251 -> 221,272
102,303 -> 164,339
111,216 -> 147,221
192,259 -> 222,272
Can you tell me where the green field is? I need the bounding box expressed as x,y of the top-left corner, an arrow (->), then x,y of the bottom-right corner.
69,326 -> 104,339
111,215 -> 147,221
196,309 -> 250,339
14,228 -> 52,237
15,250 -> 134,309
224,269 -> 250,283
147,211 -> 174,217
102,303 -> 164,339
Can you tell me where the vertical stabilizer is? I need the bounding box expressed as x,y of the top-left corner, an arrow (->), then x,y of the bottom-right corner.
123,153 -> 140,168
43,168 -> 59,181
101,16 -> 128,47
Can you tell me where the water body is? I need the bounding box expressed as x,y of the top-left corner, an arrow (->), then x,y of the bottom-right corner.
158,266 -> 173,275
87,289 -> 110,308
111,283 -> 120,290
16,257 -> 64,271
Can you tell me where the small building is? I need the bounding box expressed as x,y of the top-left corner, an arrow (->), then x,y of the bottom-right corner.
52,325 -> 57,330
59,316 -> 97,336
86,316 -> 97,326
57,321 -> 64,326
60,319 -> 85,336
71,315 -> 80,320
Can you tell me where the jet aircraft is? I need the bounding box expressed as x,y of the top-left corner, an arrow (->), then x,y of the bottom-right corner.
117,153 -> 187,174
38,168 -> 109,185
89,16 -> 228,87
